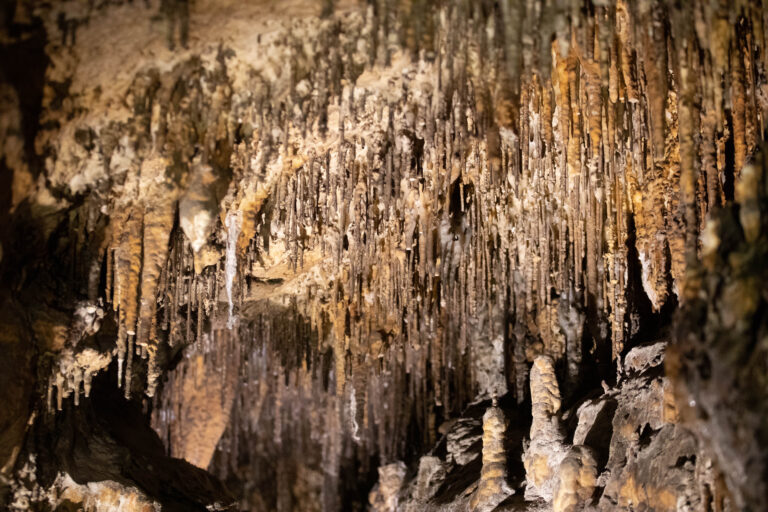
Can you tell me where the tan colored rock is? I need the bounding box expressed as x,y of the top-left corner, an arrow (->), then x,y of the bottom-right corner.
553,446 -> 598,512
52,473 -> 161,512
137,196 -> 176,397
151,333 -> 238,470
470,406 -> 513,512
3,0 -> 768,508
573,397 -> 616,462
530,356 -> 562,440
472,309 -> 508,400
524,356 -> 568,502
369,461 -> 407,512
599,425 -> 700,512
622,342 -> 666,376
179,159 -> 220,255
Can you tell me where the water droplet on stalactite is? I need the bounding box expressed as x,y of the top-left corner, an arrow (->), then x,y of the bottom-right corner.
225,211 -> 242,330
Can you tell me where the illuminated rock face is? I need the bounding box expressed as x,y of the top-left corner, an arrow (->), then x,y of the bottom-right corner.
1,0 -> 768,510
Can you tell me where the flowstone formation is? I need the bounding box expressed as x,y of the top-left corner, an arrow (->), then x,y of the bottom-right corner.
1,0 -> 768,510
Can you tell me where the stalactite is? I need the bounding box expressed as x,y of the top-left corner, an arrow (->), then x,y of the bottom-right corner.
138,196 -> 176,397
112,206 -> 143,391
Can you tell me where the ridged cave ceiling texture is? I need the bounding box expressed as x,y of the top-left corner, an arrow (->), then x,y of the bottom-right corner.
1,0 -> 768,510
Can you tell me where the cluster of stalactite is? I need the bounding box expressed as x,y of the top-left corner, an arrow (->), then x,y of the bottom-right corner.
9,0 -> 767,509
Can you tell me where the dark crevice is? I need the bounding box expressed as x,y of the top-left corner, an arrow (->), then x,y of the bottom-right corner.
723,110 -> 736,202
622,214 -> 678,362
26,370 -> 233,511
0,12 -> 49,178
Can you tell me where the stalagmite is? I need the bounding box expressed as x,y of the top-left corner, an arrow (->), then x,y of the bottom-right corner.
470,405 -> 513,512
112,207 -> 143,391
552,446 -> 598,512
524,355 -> 568,502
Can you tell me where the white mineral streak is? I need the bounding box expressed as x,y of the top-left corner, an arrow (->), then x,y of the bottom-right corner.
349,386 -> 360,443
225,211 -> 241,330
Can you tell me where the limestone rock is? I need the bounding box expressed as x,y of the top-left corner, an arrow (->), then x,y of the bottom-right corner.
573,398 -> 617,468
553,446 -> 598,512
417,456 -> 446,501
671,142 -> 768,510
622,341 -> 667,377
369,461 -> 407,512
524,356 -> 568,501
470,406 -> 513,512
446,418 -> 482,467
1,0 -> 768,509
598,424 -> 700,511
179,159 -> 220,256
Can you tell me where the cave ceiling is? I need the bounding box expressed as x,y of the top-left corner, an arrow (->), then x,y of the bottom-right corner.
1,0 -> 768,511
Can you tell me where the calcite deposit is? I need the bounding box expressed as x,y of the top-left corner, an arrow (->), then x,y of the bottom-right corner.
1,0 -> 768,510
470,405 -> 513,511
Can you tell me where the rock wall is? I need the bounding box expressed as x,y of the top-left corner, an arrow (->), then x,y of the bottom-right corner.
1,0 -> 767,510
